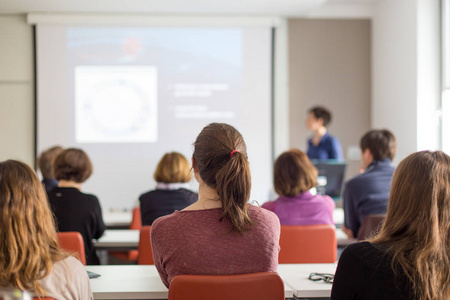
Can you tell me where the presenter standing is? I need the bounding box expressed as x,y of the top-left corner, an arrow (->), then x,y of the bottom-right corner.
306,106 -> 343,160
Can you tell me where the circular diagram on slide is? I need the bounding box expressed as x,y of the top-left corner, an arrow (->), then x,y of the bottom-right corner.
75,66 -> 158,143
83,79 -> 150,135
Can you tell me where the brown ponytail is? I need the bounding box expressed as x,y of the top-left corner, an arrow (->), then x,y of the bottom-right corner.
193,123 -> 253,233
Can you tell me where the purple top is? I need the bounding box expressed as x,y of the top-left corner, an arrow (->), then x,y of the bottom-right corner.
151,205 -> 280,288
262,191 -> 335,225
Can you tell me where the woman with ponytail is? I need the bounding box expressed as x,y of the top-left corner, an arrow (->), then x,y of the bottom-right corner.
151,123 -> 280,288
331,151 -> 450,300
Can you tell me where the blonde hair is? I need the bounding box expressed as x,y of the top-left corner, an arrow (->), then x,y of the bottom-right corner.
153,152 -> 192,183
0,160 -> 68,295
371,151 -> 450,300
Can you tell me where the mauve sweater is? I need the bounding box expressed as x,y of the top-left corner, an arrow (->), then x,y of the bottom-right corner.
151,205 -> 280,287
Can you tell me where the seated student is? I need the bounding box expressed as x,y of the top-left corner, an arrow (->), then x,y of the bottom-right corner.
47,148 -> 106,265
306,106 -> 343,160
140,152 -> 198,226
331,151 -> 450,300
0,160 -> 93,299
37,145 -> 63,192
342,129 -> 396,238
262,149 -> 334,225
151,123 -> 280,288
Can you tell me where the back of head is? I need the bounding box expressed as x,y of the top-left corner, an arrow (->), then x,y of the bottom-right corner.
154,152 -> 192,184
360,129 -> 396,161
274,149 -> 318,196
371,151 -> 450,300
38,146 -> 63,180
309,106 -> 332,127
193,123 -> 252,233
53,148 -> 93,183
0,160 -> 66,295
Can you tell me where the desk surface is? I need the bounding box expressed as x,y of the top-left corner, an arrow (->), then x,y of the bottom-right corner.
94,229 -> 140,250
103,211 -> 133,228
277,263 -> 336,298
86,265 -> 296,299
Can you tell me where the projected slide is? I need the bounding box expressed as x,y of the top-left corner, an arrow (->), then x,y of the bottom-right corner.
75,66 -> 158,143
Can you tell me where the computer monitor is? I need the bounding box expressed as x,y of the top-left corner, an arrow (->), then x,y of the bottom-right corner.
311,161 -> 347,200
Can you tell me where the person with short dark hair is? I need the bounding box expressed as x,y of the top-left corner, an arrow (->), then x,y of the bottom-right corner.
306,106 -> 343,160
151,123 -> 280,288
37,146 -> 63,192
342,129 -> 396,238
140,152 -> 198,226
47,148 -> 106,265
262,149 -> 334,225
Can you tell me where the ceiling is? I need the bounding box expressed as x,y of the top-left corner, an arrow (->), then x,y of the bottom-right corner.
0,0 -> 374,17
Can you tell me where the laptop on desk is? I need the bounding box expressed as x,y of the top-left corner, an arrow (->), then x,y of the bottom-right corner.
311,160 -> 347,201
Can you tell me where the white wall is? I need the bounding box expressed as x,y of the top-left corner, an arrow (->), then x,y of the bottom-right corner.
0,15 -> 34,166
372,0 -> 441,163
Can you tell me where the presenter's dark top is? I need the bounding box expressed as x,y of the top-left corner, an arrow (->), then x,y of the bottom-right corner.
140,188 -> 198,226
331,242 -> 412,300
48,187 -> 106,265
343,159 -> 395,237
307,133 -> 343,160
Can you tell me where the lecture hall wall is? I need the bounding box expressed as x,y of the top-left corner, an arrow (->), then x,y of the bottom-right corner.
0,0 -> 441,181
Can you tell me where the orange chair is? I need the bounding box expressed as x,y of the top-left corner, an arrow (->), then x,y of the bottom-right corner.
168,272 -> 284,300
57,231 -> 86,265
137,226 -> 154,265
278,224 -> 337,263
111,207 -> 142,262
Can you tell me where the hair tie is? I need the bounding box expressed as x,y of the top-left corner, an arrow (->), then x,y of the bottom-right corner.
230,150 -> 239,158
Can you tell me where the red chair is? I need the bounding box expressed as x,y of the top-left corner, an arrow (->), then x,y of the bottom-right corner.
57,231 -> 86,265
137,226 -> 154,265
111,207 -> 142,262
278,224 -> 337,263
168,272 -> 284,300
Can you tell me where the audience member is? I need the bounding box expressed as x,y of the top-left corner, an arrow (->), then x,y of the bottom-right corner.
262,149 -> 334,225
37,145 -> 63,192
332,151 -> 450,299
306,106 -> 343,160
0,160 -> 93,299
47,148 -> 106,265
151,123 -> 280,287
140,152 -> 198,225
342,129 -> 396,238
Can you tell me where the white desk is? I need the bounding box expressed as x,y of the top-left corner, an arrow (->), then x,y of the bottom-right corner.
86,265 -> 295,299
103,211 -> 133,228
278,263 -> 336,299
86,265 -> 167,299
94,230 -> 139,251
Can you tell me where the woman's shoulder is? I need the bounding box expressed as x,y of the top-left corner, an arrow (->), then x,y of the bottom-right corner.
340,242 -> 389,267
248,204 -> 280,225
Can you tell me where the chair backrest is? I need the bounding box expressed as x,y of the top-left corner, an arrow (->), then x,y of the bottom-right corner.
137,226 -> 154,265
279,224 -> 337,263
57,232 -> 86,265
357,214 -> 385,240
168,272 -> 284,300
130,207 -> 142,230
